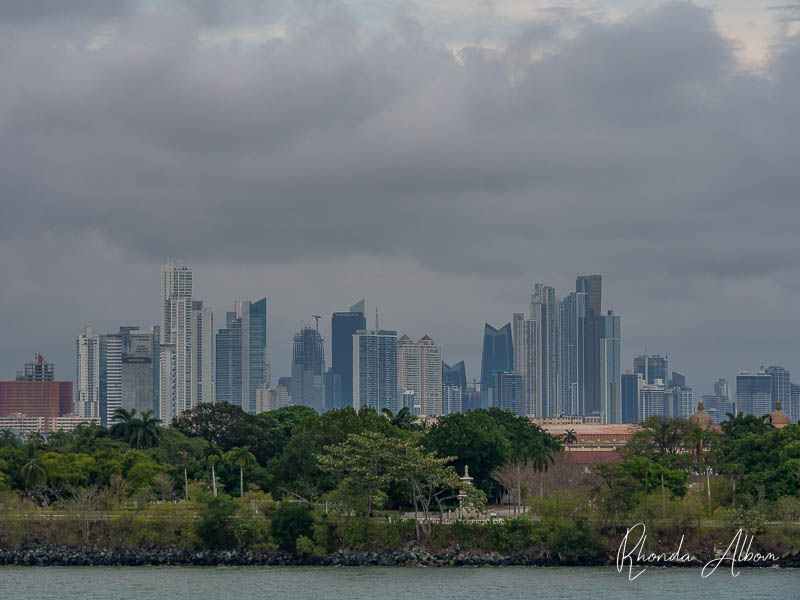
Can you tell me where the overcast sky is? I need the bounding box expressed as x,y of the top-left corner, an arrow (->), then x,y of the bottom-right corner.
2,1 -> 800,396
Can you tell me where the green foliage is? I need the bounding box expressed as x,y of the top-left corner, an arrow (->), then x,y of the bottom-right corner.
270,501 -> 314,552
196,493 -> 238,548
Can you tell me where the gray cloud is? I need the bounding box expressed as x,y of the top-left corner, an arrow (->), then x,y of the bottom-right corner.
1,2 -> 800,395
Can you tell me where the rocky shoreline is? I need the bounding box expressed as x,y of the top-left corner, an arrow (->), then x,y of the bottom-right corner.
1,544 -> 799,568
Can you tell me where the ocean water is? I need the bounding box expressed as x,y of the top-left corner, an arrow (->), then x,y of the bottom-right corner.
0,566 -> 795,599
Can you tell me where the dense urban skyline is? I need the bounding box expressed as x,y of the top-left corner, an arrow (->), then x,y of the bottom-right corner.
3,2 -> 800,399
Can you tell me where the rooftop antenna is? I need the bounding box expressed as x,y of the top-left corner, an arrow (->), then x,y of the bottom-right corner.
313,315 -> 321,332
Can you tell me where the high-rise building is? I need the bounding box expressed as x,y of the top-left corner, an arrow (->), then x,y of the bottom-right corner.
160,261 -> 194,420
331,301 -> 366,409
0,356 -> 72,418
18,354 -> 55,382
255,385 -> 274,414
766,366 -> 790,414
600,311 -> 621,424
191,301 -> 214,405
714,378 -> 729,399
666,385 -> 694,419
461,387 -> 480,413
700,394 -> 729,424
480,323 -> 513,409
75,327 -> 100,418
443,385 -> 462,415
789,384 -> 800,424
633,355 -> 669,385
735,371 -> 772,417
398,335 -> 442,415
215,298 -> 268,414
353,329 -> 398,413
121,328 -> 157,417
531,284 -> 558,417
100,333 -> 122,426
442,361 -> 467,394
639,380 -> 665,421
621,372 -> 642,423
291,325 -> 325,413
576,275 -> 602,417
512,313 -> 538,416
490,371 -> 524,416
558,292 -> 586,416
276,377 -> 293,408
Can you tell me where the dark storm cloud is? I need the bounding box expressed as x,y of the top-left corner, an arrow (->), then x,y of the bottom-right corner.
2,1 -> 800,392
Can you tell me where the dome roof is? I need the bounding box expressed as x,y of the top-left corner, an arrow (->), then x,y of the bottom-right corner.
690,401 -> 714,427
770,401 -> 791,426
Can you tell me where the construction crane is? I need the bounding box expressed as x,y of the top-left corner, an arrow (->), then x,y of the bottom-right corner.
313,315 -> 321,332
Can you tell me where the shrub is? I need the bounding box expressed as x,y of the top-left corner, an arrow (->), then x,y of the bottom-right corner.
271,501 -> 314,552
196,493 -> 238,548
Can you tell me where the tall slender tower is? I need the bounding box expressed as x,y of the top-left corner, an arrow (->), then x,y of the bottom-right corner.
291,325 -> 325,413
353,329 -> 398,413
160,261 -> 193,421
512,313 -> 538,415
559,291 -> 586,416
576,275 -> 602,417
331,300 -> 366,409
531,284 -> 558,417
75,327 -> 100,418
600,310 -> 621,424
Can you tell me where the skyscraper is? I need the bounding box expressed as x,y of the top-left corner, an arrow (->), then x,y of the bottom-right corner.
531,284 -> 558,417
76,327 -> 100,418
621,372 -> 642,423
100,333 -> 122,426
576,275 -> 602,417
216,298 -> 268,414
639,380 -> 665,421
160,261 -> 193,420
398,335 -> 442,416
291,325 -> 325,413
442,385 -> 462,414
353,329 -> 398,413
121,328 -> 157,417
766,366 -> 790,413
480,322 -> 513,409
789,384 -> 800,424
331,301 -> 366,409
633,355 -> 669,385
512,313 -> 538,416
191,301 -> 214,405
490,371 -> 524,416
599,310 -> 621,424
442,361 -> 467,394
558,292 -> 586,416
735,371 -> 772,417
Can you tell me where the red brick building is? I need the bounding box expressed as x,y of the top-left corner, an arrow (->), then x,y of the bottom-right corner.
0,381 -> 73,417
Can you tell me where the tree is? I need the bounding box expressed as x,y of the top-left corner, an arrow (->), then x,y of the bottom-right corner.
178,451 -> 190,501
625,416 -> 694,468
226,446 -> 256,497
271,501 -> 314,552
204,442 -> 222,497
563,429 -> 578,445
64,485 -> 100,544
20,444 -> 46,490
152,473 -> 174,502
317,431 -> 397,516
110,408 -> 137,442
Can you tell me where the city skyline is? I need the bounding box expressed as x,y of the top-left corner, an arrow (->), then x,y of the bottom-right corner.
4,259 -> 800,404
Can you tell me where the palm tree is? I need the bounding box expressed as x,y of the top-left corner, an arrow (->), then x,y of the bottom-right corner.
47,430 -> 70,449
20,444 -> 46,490
203,443 -> 221,497
0,429 -> 19,448
178,451 -> 190,501
226,445 -> 256,497
132,410 -> 161,449
563,429 -> 578,445
110,408 -> 137,441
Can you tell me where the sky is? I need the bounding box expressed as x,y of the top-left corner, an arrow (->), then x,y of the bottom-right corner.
2,1 -> 800,397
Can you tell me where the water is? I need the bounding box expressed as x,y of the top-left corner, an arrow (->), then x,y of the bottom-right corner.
0,566 -> 796,599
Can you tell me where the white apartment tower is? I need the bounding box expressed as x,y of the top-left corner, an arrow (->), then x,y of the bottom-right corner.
160,260 -> 194,421
397,335 -> 442,416
75,326 -> 100,418
512,313 -> 538,416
